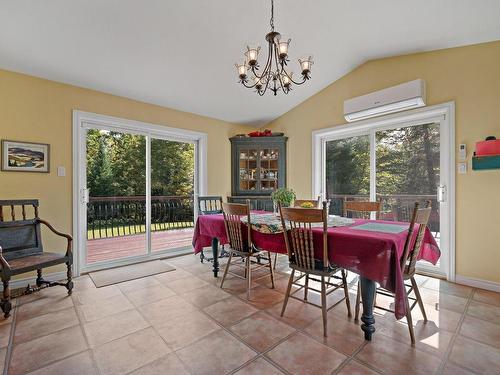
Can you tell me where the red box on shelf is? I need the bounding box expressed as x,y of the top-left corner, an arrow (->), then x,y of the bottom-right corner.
476,139 -> 500,156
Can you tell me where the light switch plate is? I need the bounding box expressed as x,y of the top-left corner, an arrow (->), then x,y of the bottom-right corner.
458,162 -> 467,174
459,144 -> 467,161
57,166 -> 66,177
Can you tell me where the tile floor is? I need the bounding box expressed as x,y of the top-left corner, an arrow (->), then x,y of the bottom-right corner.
1,254 -> 499,375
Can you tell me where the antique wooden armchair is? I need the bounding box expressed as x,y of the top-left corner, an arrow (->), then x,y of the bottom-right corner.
0,200 -> 73,318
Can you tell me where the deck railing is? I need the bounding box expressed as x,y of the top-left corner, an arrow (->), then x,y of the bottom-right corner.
328,193 -> 440,233
87,195 -> 194,240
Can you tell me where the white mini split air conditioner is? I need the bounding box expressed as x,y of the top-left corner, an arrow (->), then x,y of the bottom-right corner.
343,79 -> 426,122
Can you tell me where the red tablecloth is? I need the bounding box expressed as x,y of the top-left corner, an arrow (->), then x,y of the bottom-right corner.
192,213 -> 440,319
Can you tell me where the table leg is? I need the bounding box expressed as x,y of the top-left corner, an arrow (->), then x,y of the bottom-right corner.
212,237 -> 219,278
360,276 -> 376,341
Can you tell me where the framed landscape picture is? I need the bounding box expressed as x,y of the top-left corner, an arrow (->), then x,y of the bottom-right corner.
1,140 -> 50,173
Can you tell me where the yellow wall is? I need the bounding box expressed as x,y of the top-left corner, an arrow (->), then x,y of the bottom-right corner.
267,41 -> 500,283
0,69 -> 248,276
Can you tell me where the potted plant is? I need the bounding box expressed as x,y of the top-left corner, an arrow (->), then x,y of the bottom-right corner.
271,188 -> 296,215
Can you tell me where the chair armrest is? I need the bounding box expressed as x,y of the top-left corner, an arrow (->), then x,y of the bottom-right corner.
37,219 -> 73,257
0,246 -> 11,271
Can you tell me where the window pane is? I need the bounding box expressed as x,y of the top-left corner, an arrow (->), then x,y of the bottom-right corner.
325,135 -> 370,215
376,123 -> 440,238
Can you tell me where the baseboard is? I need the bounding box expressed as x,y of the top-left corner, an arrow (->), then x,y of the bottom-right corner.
455,275 -> 500,293
0,271 -> 68,292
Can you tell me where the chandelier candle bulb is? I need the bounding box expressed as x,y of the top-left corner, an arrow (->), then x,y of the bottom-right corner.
235,63 -> 247,79
245,46 -> 261,66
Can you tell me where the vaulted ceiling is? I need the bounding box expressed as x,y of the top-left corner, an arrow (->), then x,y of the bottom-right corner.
1,0 -> 499,125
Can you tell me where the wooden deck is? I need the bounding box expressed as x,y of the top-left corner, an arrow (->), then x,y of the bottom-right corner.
86,228 -> 194,264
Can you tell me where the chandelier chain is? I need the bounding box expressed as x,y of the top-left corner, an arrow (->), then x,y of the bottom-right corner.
270,0 -> 274,31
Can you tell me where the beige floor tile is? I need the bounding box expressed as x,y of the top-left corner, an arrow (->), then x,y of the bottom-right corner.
93,327 -> 170,375
128,353 -> 190,375
472,289 -> 500,307
83,309 -> 150,348
14,307 -> 79,344
220,275 -> 260,295
9,325 -> 88,375
378,318 -> 454,357
166,276 -> 210,294
460,315 -> 500,349
230,311 -> 295,352
266,332 -> 346,375
408,303 -> 462,332
156,310 -> 221,350
441,362 -> 478,375
16,292 -> 74,321
137,295 -> 197,327
467,300 -> 500,323
117,276 -> 162,294
418,287 -> 469,314
234,357 -> 285,375
180,284 -> 232,308
337,361 -> 380,375
77,293 -> 134,322
124,284 -> 176,306
266,298 -> 323,329
449,336 -> 500,374
239,286 -> 285,309
356,333 -> 442,375
73,275 -> 96,291
203,297 -> 258,326
73,285 -> 122,305
26,351 -> 98,375
304,312 -> 365,355
0,323 -> 11,349
422,279 -> 473,299
155,268 -> 193,283
176,330 -> 256,375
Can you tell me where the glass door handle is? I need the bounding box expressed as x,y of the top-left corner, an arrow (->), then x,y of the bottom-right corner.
437,185 -> 446,203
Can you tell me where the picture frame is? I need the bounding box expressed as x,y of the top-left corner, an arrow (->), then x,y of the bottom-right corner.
1,140 -> 50,173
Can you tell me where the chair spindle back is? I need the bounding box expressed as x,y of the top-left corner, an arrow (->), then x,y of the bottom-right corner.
222,201 -> 252,252
401,201 -> 432,277
198,196 -> 223,215
343,200 -> 381,219
279,201 -> 329,271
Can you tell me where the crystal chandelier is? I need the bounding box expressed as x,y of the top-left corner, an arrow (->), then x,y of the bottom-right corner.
235,0 -> 313,96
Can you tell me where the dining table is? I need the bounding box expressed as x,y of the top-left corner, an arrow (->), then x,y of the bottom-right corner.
192,211 -> 440,341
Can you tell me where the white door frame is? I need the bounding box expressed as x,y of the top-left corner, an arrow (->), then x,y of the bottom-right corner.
72,110 -> 208,276
311,102 -> 455,281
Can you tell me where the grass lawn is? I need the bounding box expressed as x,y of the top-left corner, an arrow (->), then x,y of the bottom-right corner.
87,222 -> 194,240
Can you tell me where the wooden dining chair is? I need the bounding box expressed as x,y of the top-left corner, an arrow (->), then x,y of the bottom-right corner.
343,200 -> 381,219
279,201 -> 351,337
220,201 -> 275,299
294,196 -> 321,208
354,201 -> 432,346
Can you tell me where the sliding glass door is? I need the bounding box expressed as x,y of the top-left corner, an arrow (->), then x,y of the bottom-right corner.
323,118 -> 448,276
81,126 -> 196,271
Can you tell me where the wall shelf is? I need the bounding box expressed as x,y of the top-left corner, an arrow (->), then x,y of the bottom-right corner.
472,155 -> 500,170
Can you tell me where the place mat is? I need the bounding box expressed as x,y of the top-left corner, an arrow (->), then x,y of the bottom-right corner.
89,260 -> 175,288
241,213 -> 354,234
350,222 -> 408,234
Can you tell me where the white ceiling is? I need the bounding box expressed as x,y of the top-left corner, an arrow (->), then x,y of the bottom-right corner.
1,1 -> 499,126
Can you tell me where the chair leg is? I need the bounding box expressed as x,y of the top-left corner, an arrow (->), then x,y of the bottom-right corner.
321,275 -> 328,337
355,281 -> 361,322
281,269 -> 295,317
411,277 -> 427,323
304,274 -> 309,301
267,252 -> 275,289
1,279 -> 12,319
220,252 -> 233,288
403,287 -> 416,346
246,255 -> 251,300
36,269 -> 43,287
66,262 -> 74,295
273,252 -> 278,270
341,269 -> 352,317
